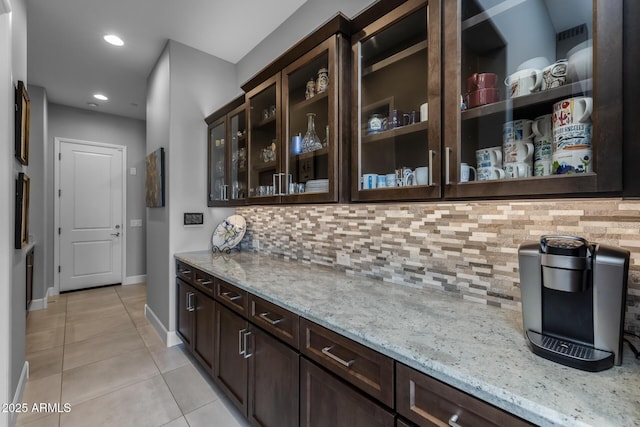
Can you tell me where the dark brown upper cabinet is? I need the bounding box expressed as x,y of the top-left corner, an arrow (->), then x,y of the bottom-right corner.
442,0 -> 623,198
351,0 -> 442,202
205,95 -> 248,207
242,14 -> 351,205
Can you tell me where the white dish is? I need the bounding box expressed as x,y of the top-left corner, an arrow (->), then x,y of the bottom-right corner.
211,214 -> 247,251
516,56 -> 550,72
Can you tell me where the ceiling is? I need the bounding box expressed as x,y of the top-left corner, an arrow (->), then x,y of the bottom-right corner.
25,0 -> 308,120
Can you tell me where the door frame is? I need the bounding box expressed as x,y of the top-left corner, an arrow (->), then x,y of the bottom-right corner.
53,137 -> 127,294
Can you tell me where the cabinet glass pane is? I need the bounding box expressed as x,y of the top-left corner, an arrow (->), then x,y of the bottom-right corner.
286,52 -> 330,195
248,84 -> 278,198
357,7 -> 429,190
230,110 -> 247,200
460,0 -> 593,182
209,122 -> 226,202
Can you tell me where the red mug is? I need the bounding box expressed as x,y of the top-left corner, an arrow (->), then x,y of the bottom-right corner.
467,72 -> 498,92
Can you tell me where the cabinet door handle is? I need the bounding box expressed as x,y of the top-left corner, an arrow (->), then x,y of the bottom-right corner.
448,414 -> 462,427
321,346 -> 354,368
272,173 -> 278,196
187,292 -> 195,312
239,328 -> 247,355
223,184 -> 229,201
445,147 -> 452,185
221,291 -> 241,302
179,269 -> 191,275
259,312 -> 283,325
428,149 -> 435,185
196,278 -> 213,286
243,331 -> 253,359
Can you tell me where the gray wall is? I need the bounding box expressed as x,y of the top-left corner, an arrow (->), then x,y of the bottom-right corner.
47,104 -> 147,288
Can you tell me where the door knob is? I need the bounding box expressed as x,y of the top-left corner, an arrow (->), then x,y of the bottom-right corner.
111,232 -> 120,237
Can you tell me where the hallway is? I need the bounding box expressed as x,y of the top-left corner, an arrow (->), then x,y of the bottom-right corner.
18,284 -> 250,427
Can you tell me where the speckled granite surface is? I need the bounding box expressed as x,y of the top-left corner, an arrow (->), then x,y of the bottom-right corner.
175,250 -> 640,427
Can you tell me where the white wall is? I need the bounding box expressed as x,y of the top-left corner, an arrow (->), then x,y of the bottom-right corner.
46,104 -> 147,288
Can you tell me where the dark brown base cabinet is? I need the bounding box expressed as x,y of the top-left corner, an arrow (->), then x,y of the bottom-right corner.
300,358 -> 394,427
176,278 -> 215,374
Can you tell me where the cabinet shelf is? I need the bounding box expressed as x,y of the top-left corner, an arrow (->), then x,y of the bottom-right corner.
361,120 -> 428,144
461,80 -> 592,120
291,91 -> 329,112
254,116 -> 276,128
294,146 -> 329,159
253,161 -> 277,173
362,40 -> 427,77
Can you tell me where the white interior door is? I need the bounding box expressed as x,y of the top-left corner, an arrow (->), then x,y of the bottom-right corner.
58,140 -> 124,292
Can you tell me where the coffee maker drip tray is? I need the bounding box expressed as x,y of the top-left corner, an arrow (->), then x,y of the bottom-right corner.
526,330 -> 614,372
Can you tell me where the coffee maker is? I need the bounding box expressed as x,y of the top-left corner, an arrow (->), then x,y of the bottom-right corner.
518,235 -> 629,371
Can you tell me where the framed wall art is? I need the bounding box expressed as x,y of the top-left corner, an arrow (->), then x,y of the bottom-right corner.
145,147 -> 165,207
15,81 -> 30,165
15,172 -> 30,249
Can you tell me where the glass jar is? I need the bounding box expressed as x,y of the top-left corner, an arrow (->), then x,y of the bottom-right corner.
302,113 -> 322,153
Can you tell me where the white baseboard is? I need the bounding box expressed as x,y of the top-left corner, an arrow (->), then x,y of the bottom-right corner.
10,361 -> 29,426
125,274 -> 147,285
28,287 -> 55,312
144,304 -> 182,347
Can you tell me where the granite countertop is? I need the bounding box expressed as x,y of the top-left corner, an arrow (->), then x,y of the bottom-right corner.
175,250 -> 640,427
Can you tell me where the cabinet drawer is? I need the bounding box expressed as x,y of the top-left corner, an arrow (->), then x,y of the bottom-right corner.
299,318 -> 394,407
249,294 -> 299,349
176,260 -> 194,282
215,278 -> 248,316
396,363 -> 533,427
193,268 -> 215,296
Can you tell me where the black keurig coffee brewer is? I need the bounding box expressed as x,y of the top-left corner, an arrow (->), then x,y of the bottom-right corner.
518,236 -> 630,371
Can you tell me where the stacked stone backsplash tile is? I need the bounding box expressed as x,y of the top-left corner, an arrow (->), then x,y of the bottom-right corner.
236,198 -> 640,331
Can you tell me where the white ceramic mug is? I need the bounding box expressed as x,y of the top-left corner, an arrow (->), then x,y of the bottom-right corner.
553,97 -> 593,127
504,162 -> 532,179
552,148 -> 592,174
362,173 -> 378,189
402,168 -> 415,186
415,166 -> 429,185
460,163 -> 476,182
476,146 -> 502,168
532,114 -> 553,139
534,159 -> 553,177
503,119 -> 534,143
553,123 -> 592,152
534,136 -> 553,162
542,60 -> 568,90
505,68 -> 543,98
376,175 -> 387,188
477,166 -> 505,181
503,140 -> 534,164
385,173 -> 397,187
420,103 -> 428,122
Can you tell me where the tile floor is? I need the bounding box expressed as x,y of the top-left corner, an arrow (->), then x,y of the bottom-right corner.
17,283 -> 251,427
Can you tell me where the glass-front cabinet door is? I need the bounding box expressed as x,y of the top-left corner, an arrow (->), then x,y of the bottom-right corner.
208,117 -> 227,204
206,96 -> 247,207
443,0 -> 622,197
247,74 -> 281,204
352,0 -> 441,202
282,35 -> 347,203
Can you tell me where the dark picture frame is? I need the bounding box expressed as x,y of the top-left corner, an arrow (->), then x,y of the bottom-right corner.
145,147 -> 165,207
184,212 -> 204,226
15,173 -> 30,249
15,81 -> 30,165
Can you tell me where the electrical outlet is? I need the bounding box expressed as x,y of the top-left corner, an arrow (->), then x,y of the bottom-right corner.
336,251 -> 350,267
130,219 -> 142,227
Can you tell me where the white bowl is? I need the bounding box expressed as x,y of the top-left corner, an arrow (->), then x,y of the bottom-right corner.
567,40 -> 592,82
516,56 -> 550,72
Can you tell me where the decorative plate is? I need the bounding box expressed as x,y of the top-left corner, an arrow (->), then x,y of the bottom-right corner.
211,214 -> 247,251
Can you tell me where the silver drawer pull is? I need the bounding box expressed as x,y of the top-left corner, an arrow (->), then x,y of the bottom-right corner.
449,414 -> 462,427
259,312 -> 283,325
197,278 -> 213,286
243,331 -> 253,359
221,291 -> 241,302
239,328 -> 247,355
179,269 -> 191,274
321,346 -> 354,368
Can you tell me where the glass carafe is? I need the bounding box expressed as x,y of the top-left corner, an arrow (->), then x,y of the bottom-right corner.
302,113 -> 322,153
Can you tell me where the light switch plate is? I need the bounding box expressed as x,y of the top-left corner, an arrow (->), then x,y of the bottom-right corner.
130,219 -> 142,227
129,167 -> 137,175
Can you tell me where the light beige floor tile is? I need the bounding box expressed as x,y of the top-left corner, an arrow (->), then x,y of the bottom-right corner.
150,344 -> 190,373
65,297 -> 124,319
16,412 -> 60,427
161,416 -> 189,427
16,374 -> 62,425
61,349 -> 159,405
59,375 -> 181,427
64,286 -> 117,303
163,364 -> 218,414
64,311 -> 135,344
26,345 -> 64,380
42,296 -> 67,314
137,323 -> 167,351
63,327 -> 146,371
26,327 -> 65,354
184,400 -> 250,427
115,283 -> 147,299
26,312 -> 66,334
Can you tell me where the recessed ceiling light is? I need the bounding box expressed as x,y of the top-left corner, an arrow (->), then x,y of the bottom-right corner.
93,93 -> 108,101
104,34 -> 124,46
87,102 -> 98,107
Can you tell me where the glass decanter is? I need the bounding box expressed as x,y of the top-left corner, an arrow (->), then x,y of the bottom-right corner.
302,112 -> 322,153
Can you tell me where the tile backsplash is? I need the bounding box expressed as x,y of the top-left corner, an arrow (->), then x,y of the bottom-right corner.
236,198 -> 640,331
